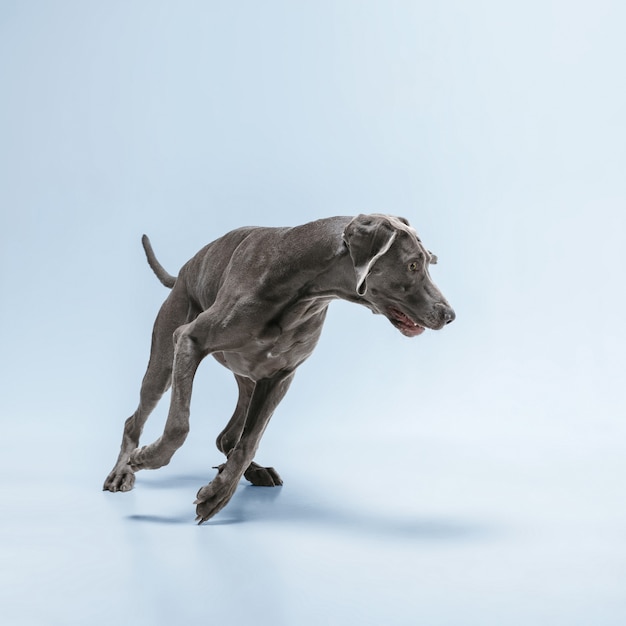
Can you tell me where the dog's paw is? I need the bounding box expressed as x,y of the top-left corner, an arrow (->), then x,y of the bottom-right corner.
127,446 -> 148,471
194,477 -> 238,524
103,466 -> 135,492
244,462 -> 283,487
127,441 -> 173,471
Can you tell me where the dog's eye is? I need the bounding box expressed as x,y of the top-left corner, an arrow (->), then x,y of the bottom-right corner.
408,261 -> 418,272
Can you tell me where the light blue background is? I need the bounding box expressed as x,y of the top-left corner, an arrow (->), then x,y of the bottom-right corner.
1,1 -> 625,625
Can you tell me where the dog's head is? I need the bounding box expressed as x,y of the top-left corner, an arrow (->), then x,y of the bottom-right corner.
342,214 -> 455,336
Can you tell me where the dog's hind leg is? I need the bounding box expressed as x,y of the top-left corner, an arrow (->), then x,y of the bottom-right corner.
103,291 -> 190,492
244,459 -> 284,487
215,374 -> 254,456
215,373 -> 283,487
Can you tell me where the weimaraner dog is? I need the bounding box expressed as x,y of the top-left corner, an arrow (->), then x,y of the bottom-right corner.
103,214 -> 455,523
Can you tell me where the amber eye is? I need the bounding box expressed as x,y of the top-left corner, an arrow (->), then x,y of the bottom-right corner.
408,261 -> 418,272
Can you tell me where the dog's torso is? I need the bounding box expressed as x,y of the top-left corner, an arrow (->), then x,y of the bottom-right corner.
174,217 -> 352,380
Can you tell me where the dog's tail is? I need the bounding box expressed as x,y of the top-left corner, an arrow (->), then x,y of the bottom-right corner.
141,235 -> 177,288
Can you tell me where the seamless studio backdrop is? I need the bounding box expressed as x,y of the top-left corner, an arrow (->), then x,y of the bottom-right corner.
1,2 -> 625,625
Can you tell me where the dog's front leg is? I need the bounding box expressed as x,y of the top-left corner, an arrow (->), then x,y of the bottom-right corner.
195,372 -> 294,524
128,327 -> 202,472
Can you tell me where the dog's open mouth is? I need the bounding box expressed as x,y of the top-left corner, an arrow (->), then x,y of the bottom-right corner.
387,307 -> 425,337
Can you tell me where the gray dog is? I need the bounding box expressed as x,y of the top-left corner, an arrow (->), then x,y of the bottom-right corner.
103,214 -> 455,523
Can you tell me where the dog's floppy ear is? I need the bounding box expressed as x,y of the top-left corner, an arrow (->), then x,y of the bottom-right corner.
342,214 -> 397,296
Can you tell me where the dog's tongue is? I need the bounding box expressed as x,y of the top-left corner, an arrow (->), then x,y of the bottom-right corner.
389,308 -> 425,337
402,324 -> 425,337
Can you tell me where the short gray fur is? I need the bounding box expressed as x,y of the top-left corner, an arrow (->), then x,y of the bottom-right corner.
103,214 -> 455,523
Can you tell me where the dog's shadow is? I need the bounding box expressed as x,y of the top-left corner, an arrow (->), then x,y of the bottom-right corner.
127,473 -> 494,542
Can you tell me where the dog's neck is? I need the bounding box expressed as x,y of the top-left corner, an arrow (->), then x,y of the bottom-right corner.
297,225 -> 368,306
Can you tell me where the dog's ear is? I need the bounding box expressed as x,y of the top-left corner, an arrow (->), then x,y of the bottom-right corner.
342,214 -> 397,296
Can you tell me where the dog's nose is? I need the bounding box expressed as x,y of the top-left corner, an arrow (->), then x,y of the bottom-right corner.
441,305 -> 455,325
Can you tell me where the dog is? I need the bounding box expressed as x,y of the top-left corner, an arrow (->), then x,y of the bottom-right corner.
103,214 -> 455,523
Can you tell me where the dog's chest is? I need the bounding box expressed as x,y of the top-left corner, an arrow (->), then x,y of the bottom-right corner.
216,305 -> 329,381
